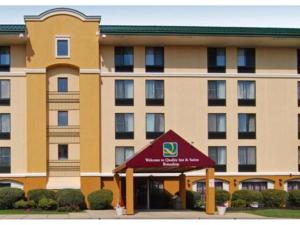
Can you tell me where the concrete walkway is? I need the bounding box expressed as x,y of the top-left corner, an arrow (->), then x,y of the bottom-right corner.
0,210 -> 266,219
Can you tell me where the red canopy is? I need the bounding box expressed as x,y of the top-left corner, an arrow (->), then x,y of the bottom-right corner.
114,130 -> 215,173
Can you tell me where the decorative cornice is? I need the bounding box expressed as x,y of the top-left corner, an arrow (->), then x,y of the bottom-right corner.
0,71 -> 26,77
0,173 -> 47,177
24,8 -> 101,22
25,68 -> 46,74
80,68 -> 101,74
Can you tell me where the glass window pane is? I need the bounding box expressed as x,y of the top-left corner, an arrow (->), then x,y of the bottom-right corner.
0,147 -> 10,167
208,114 -> 216,132
146,80 -> 155,99
125,114 -> 134,132
238,147 -> 247,165
146,114 -> 155,132
217,114 -> 226,132
124,80 -> 133,98
238,49 -> 246,67
57,40 -> 68,56
125,147 -> 134,160
58,78 -> 68,92
0,80 -> 10,99
146,48 -> 155,65
216,49 -> 225,66
124,48 -> 133,65
208,81 -> 217,99
247,147 -> 256,164
238,114 -> 247,132
217,81 -> 226,99
155,81 -> 164,99
218,147 -> 226,164
58,145 -> 68,160
0,47 -> 10,65
115,147 -> 125,166
116,114 -> 125,132
58,111 -> 68,126
208,147 -> 217,162
115,80 -> 124,98
248,115 -> 256,132
0,114 -> 10,132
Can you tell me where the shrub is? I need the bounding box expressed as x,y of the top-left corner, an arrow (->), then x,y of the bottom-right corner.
0,187 -> 25,209
14,200 -> 36,209
88,189 -> 113,210
56,189 -> 85,210
57,205 -> 81,212
215,190 -> 230,206
186,191 -> 202,209
28,189 -> 56,203
231,199 -> 247,208
38,198 -> 58,210
261,189 -> 287,208
287,190 -> 300,207
232,190 -> 263,207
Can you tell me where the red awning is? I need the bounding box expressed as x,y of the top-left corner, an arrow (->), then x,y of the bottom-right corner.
114,130 -> 215,173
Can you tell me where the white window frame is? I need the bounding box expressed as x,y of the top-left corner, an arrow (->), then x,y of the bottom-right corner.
55,36 -> 70,58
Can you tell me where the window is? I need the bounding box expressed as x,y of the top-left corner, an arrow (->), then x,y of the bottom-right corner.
207,48 -> 226,73
238,81 -> 256,106
298,82 -> 300,106
238,114 -> 256,139
298,147 -> 300,172
146,113 -> 164,139
0,47 -> 10,71
0,114 -> 10,139
58,111 -> 68,126
0,147 -> 10,173
58,144 -> 68,160
115,147 -> 134,167
298,49 -> 300,74
0,183 -> 11,187
115,113 -> 134,139
146,80 -> 164,106
115,47 -> 134,72
238,146 -> 256,172
145,47 -> 164,72
0,80 -> 10,105
237,48 -> 255,73
58,78 -> 68,92
287,181 -> 300,191
208,80 -> 226,106
241,182 -> 267,191
208,147 -> 227,172
208,113 -> 226,139
115,80 -> 134,106
56,38 -> 69,58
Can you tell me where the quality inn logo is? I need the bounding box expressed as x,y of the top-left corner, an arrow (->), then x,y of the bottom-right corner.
163,142 -> 178,157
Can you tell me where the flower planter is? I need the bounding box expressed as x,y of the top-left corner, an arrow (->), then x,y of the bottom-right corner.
217,206 -> 227,216
115,206 -> 124,216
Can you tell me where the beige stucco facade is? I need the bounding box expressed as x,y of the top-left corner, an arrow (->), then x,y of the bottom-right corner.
0,8 -> 300,211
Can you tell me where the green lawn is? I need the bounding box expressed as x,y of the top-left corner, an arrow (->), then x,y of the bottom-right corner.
0,209 -> 67,215
245,209 -> 300,219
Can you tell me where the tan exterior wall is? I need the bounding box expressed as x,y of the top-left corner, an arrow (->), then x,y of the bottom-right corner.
48,110 -> 79,126
49,143 -> 80,160
48,67 -> 79,92
0,76 -> 27,173
10,45 -> 26,72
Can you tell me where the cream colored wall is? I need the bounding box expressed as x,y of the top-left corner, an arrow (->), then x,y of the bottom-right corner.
48,110 -> 79,126
101,45 -> 298,75
0,76 -> 27,173
10,45 -> 26,72
49,143 -> 80,160
100,45 -> 300,173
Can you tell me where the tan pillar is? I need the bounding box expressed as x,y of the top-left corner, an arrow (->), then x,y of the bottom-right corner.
126,168 -> 134,215
205,168 -> 215,215
179,173 -> 186,209
113,173 -> 122,207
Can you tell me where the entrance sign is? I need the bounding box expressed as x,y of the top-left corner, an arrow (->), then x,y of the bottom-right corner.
163,142 -> 178,157
114,130 -> 215,173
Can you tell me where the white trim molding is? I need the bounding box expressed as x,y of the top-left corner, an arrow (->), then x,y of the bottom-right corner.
185,171 -> 300,176
80,172 -> 102,177
25,68 -> 46,74
0,173 -> 47,178
80,69 -> 101,74
0,71 -> 26,77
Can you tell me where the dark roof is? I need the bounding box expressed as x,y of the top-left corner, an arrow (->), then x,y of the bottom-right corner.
0,24 -> 25,34
100,25 -> 300,37
2,24 -> 300,38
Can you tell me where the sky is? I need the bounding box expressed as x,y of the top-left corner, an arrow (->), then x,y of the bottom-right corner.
0,6 -> 300,28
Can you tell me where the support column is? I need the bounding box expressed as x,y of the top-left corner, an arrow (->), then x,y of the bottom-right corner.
179,173 -> 186,209
205,168 -> 215,215
113,173 -> 122,207
126,168 -> 134,215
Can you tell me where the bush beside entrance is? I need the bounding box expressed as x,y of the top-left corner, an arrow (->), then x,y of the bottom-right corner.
88,189 -> 113,210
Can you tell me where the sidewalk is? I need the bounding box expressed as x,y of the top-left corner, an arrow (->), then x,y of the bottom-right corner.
0,210 -> 266,219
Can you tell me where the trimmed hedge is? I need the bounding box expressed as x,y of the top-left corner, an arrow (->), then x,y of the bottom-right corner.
186,191 -> 202,209
88,189 -> 113,210
14,200 -> 36,209
38,198 -> 58,210
0,187 -> 25,209
28,189 -> 56,203
56,189 -> 86,210
261,189 -> 287,208
287,190 -> 300,207
231,190 -> 263,207
215,190 -> 230,206
231,199 -> 247,208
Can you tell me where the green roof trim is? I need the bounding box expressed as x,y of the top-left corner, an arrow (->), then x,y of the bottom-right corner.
0,25 -> 25,34
100,25 -> 300,37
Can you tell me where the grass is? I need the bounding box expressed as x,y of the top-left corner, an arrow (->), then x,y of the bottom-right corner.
244,209 -> 300,218
0,209 -> 68,215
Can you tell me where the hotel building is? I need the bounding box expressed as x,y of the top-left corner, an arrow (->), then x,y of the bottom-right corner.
0,7 -> 300,210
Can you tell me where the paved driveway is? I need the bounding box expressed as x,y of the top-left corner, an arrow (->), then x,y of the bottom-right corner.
0,210 -> 266,219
